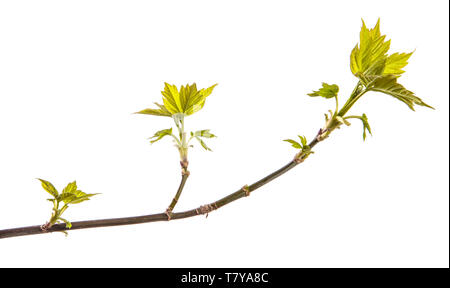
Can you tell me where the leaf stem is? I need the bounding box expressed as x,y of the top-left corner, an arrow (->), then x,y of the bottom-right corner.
334,95 -> 339,115
344,115 -> 362,120
338,81 -> 365,117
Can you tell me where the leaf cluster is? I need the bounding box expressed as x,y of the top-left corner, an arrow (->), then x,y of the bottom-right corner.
350,19 -> 432,110
308,83 -> 339,99
135,83 -> 217,117
303,19 -> 433,143
190,129 -> 216,151
284,135 -> 313,155
38,179 -> 99,229
136,83 -> 218,159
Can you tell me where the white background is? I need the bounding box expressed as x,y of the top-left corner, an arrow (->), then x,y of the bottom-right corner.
0,0 -> 448,268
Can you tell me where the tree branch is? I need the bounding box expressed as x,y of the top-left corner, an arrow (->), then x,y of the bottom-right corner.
0,132 -> 323,239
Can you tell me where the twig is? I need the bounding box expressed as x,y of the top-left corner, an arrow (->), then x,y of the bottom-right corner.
165,160 -> 190,220
0,134 -> 322,239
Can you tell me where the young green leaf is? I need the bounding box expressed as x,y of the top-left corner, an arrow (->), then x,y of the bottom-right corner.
150,128 -> 173,144
202,84 -> 218,98
384,52 -> 414,75
343,114 -> 372,140
193,129 -> 216,138
161,83 -> 181,114
360,113 -> 372,141
369,75 -> 434,110
284,139 -> 302,149
350,19 -> 391,76
136,83 -> 218,118
194,136 -> 212,151
298,135 -> 307,147
350,19 -> 416,84
62,181 -> 77,195
186,83 -> 218,115
58,193 -> 77,204
134,106 -> 171,117
37,179 -> 59,198
308,83 -> 339,99
68,191 -> 100,204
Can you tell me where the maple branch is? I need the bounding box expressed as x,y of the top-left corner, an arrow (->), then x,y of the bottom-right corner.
0,132 -> 323,239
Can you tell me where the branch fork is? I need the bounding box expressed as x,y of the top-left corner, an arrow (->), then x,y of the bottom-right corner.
40,222 -> 52,232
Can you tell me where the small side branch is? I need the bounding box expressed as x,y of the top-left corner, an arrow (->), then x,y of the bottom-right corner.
165,160 -> 190,220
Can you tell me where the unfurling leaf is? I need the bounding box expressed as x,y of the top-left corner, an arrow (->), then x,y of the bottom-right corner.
344,114 -> 372,140
298,135 -> 307,147
350,19 -> 416,81
194,136 -> 212,151
360,113 -> 372,141
350,19 -> 391,76
186,83 -> 218,115
58,193 -> 77,204
369,75 -> 434,110
284,135 -> 310,150
284,139 -> 302,149
384,52 -> 414,75
161,83 -> 182,114
347,20 -> 433,111
68,191 -> 100,204
193,129 -> 216,138
308,83 -> 339,99
134,106 -> 171,117
41,180 -> 99,234
136,83 -> 218,117
38,179 -> 59,198
150,128 -> 173,144
62,181 -> 77,195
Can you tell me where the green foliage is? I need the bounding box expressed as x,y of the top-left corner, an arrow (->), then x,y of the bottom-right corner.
38,178 -> 59,198
192,129 -> 216,138
39,179 -> 99,230
344,114 -> 372,140
360,114 -> 372,140
368,75 -> 433,110
349,19 -> 432,110
135,83 -> 218,117
298,19 -> 432,148
284,135 -> 313,155
194,136 -> 212,151
149,128 -> 173,144
190,130 -> 216,151
136,83 -> 218,162
350,19 -> 391,76
308,83 -> 339,99
384,52 -> 414,75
